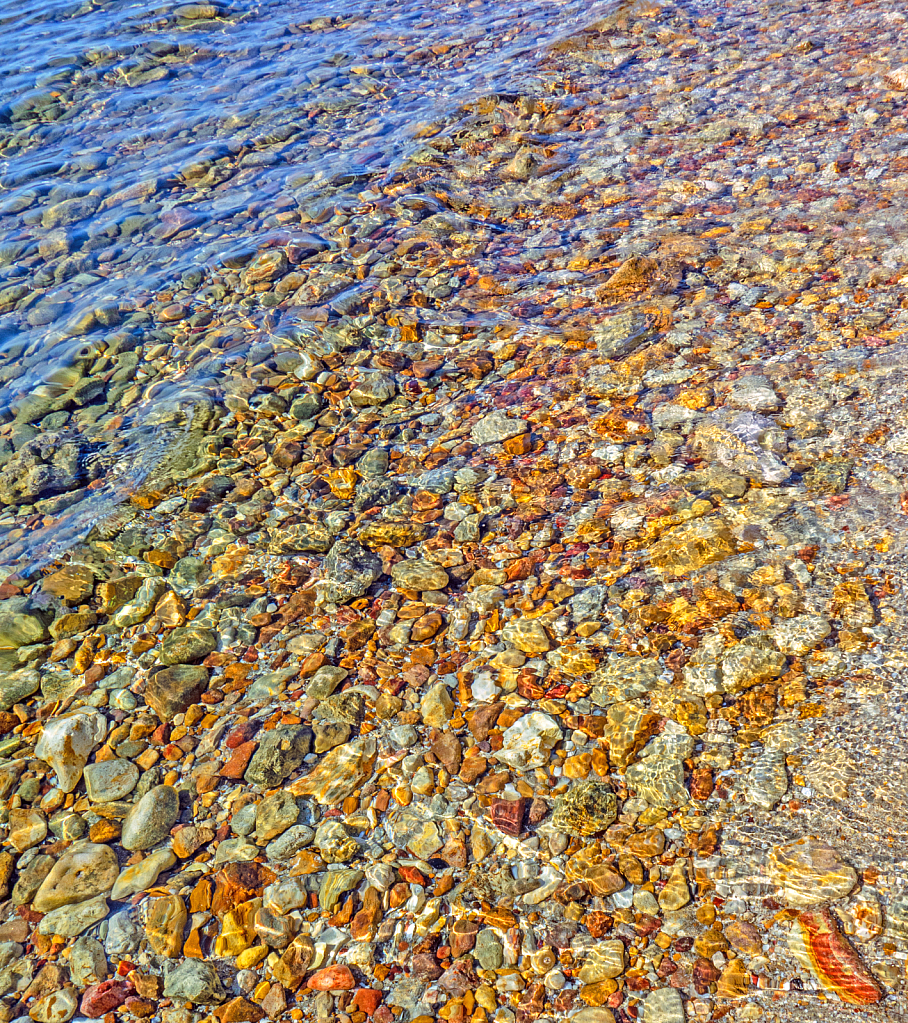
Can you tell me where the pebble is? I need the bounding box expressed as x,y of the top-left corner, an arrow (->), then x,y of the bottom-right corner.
120,785 -> 180,851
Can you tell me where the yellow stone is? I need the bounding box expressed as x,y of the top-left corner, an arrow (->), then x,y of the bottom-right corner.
214,899 -> 260,957
146,895 -> 187,958
580,979 -> 618,1005
694,928 -> 729,958
765,836 -> 857,909
236,945 -> 269,970
716,958 -> 751,998
658,863 -> 691,911
562,753 -> 592,779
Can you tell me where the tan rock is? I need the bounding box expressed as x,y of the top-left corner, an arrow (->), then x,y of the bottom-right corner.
766,836 -> 857,909
33,841 -> 118,912
146,894 -> 188,958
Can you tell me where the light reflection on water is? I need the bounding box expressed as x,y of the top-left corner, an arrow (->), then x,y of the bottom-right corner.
0,0 -> 619,570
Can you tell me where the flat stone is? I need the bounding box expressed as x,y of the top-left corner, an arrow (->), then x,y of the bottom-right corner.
420,682 -> 454,727
37,894 -> 109,937
771,614 -> 832,656
746,749 -> 788,810
146,893 -> 188,958
721,638 -> 786,694
255,791 -> 300,842
474,929 -> 504,970
0,668 -> 40,710
84,759 -> 140,802
33,841 -> 119,912
121,785 -> 180,851
470,411 -> 527,445
766,837 -> 857,909
29,987 -> 78,1023
305,666 -> 348,701
501,618 -> 550,655
41,565 -> 95,605
643,987 -> 685,1023
578,941 -> 625,983
790,909 -> 883,1005
0,597 -> 51,648
390,559 -> 449,591
551,781 -> 617,837
8,808 -> 47,852
307,965 -> 355,991
159,626 -> 217,665
244,725 -> 312,787
265,824 -> 315,862
163,961 -> 226,1004
318,869 -> 363,914
69,936 -> 108,986
145,665 -> 209,720
111,848 -> 176,901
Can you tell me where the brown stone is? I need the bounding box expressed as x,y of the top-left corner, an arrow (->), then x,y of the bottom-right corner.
450,919 -> 479,957
211,863 -> 276,916
466,704 -> 502,740
272,936 -> 315,990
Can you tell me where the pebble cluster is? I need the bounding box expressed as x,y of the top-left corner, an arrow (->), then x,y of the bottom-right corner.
1,0 -> 908,1022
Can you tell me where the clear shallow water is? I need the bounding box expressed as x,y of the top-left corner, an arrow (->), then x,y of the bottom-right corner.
0,0 -> 620,570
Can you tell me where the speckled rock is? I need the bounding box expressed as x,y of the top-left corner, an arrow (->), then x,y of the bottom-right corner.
121,785 -> 180,851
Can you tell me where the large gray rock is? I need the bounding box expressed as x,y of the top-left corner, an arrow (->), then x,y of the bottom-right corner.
317,539 -> 381,606
163,961 -> 226,1004
0,597 -> 51,649
144,664 -> 209,720
244,725 -> 312,788
32,841 -> 119,912
121,785 -> 179,850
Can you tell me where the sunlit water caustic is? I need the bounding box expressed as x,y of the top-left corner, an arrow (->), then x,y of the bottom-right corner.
2,0 -> 908,1018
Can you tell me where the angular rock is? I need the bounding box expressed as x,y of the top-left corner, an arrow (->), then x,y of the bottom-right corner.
145,665 -> 209,720
163,961 -> 226,1004
34,708 -> 106,792
493,712 -> 561,771
244,725 -> 312,788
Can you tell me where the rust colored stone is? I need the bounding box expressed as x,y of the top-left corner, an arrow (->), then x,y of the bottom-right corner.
794,908 -> 883,1005
80,980 -> 133,1019
220,740 -> 258,779
489,797 -> 525,836
690,767 -> 714,800
307,965 -> 355,991
211,862 -> 276,916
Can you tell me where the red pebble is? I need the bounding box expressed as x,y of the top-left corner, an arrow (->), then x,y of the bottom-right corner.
225,720 -> 259,749
220,739 -> 257,779
307,966 -> 355,990
398,866 -> 425,886
351,989 -> 382,1016
81,980 -> 133,1018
